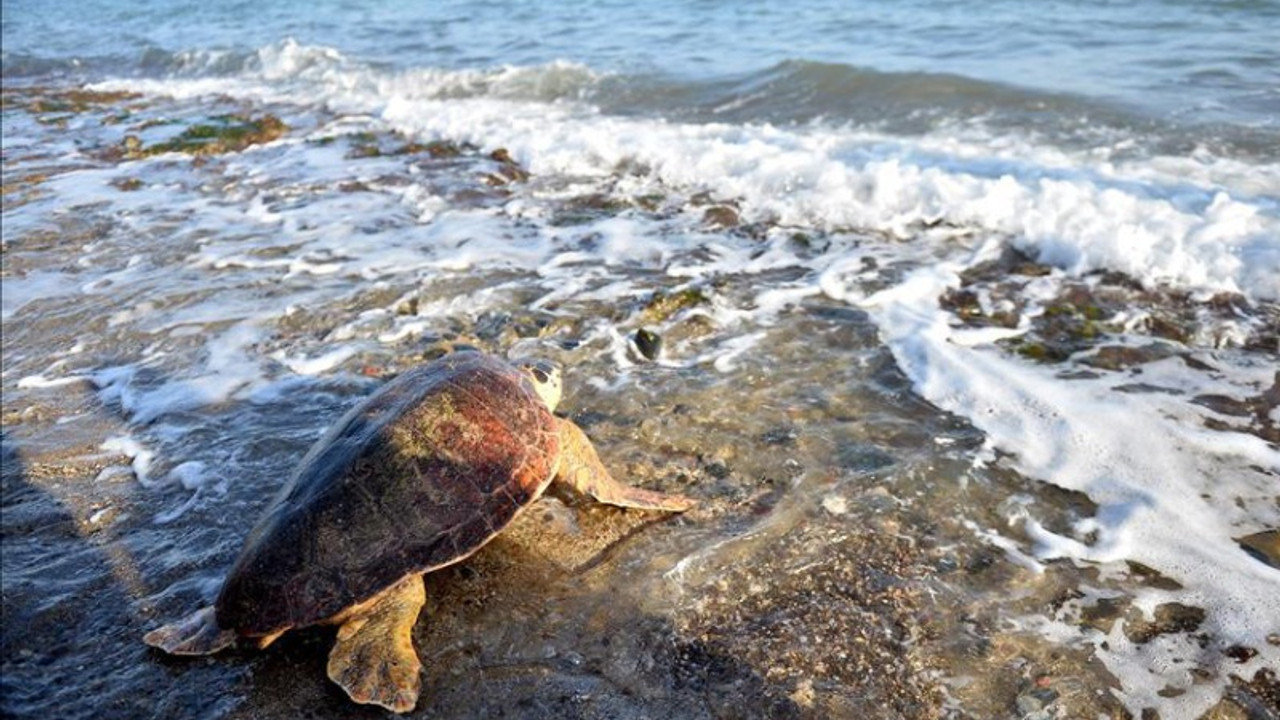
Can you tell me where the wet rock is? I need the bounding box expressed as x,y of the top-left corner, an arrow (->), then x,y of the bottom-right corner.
344,137 -> 382,158
1082,343 -> 1177,370
702,460 -> 731,480
688,190 -> 715,206
1143,313 -> 1191,343
472,309 -> 558,345
395,296 -> 420,317
1235,530 -> 1280,570
551,193 -> 633,226
484,147 -> 531,184
1010,340 -> 1076,363
634,193 -> 666,212
834,444 -> 895,472
336,180 -> 371,193
703,205 -> 740,229
1078,596 -> 1129,634
641,288 -> 709,324
939,288 -> 985,323
1202,667 -> 1280,719
109,177 -> 144,192
338,131 -> 463,160
1014,685 -> 1059,716
1123,602 -> 1206,644
1224,645 -> 1258,663
4,86 -> 142,114
1194,372 -> 1280,443
421,139 -> 463,158
131,114 -> 288,157
1194,393 -> 1254,417
1126,561 -> 1185,590
959,245 -> 1053,285
759,426 -> 798,447
632,328 -> 662,360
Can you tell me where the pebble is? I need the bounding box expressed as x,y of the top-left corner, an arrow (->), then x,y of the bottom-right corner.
633,328 -> 662,360
821,494 -> 848,515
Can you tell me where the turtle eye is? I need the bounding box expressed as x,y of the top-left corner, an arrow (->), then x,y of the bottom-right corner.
529,366 -> 549,384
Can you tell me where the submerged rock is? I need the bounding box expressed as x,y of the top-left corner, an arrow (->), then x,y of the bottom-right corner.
484,147 -> 531,184
1123,602 -> 1206,644
633,328 -> 663,360
1081,343 -> 1177,370
702,205 -> 740,229
641,288 -> 710,324
128,114 -> 288,157
1236,530 -> 1280,570
2,86 -> 142,115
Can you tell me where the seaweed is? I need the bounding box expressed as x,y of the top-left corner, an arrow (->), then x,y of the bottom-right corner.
135,114 -> 288,157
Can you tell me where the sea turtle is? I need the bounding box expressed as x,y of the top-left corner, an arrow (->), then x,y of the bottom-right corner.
144,351 -> 694,713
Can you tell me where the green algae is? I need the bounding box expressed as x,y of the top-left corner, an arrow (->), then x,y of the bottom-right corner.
641,288 -> 710,324
2,86 -> 142,114
135,114 -> 288,157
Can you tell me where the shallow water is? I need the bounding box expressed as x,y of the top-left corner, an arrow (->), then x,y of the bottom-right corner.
4,3 -> 1280,719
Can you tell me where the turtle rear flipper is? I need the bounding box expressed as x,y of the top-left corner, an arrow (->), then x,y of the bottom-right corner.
327,575 -> 425,714
144,606 -> 237,655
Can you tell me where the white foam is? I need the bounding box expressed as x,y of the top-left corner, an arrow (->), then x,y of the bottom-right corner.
168,461 -> 212,492
153,492 -> 202,525
101,435 -> 158,488
102,51 -> 1280,301
15,373 -> 84,389
860,262 -> 1280,719
272,346 -> 360,376
92,323 -> 269,425
378,98 -> 1278,300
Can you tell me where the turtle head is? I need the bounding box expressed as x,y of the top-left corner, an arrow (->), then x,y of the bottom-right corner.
515,358 -> 562,411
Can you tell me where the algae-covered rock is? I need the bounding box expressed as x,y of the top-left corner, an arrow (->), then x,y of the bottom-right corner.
3,86 -> 142,115
642,288 -> 710,324
483,147 -> 531,185
1081,343 -> 1176,370
135,114 -> 288,157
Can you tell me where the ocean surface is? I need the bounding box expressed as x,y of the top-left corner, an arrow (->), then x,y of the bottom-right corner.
3,1 -> 1278,719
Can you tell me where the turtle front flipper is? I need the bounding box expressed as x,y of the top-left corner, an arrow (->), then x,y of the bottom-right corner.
143,606 -> 237,655
554,418 -> 696,512
327,575 -> 426,714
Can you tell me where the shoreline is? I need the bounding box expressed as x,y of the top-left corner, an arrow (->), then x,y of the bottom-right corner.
3,82 -> 1278,719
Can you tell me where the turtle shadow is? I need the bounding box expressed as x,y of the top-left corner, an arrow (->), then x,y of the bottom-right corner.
0,430 -> 245,720
0,367 -> 367,720
229,521 -> 803,720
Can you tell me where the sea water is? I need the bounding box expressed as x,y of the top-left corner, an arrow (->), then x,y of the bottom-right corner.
3,1 -> 1278,718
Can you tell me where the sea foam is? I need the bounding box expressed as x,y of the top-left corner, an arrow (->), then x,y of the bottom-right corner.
90,42 -> 1280,302
861,260 -> 1279,716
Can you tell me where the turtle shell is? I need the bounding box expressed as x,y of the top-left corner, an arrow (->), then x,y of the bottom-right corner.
214,352 -> 560,635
